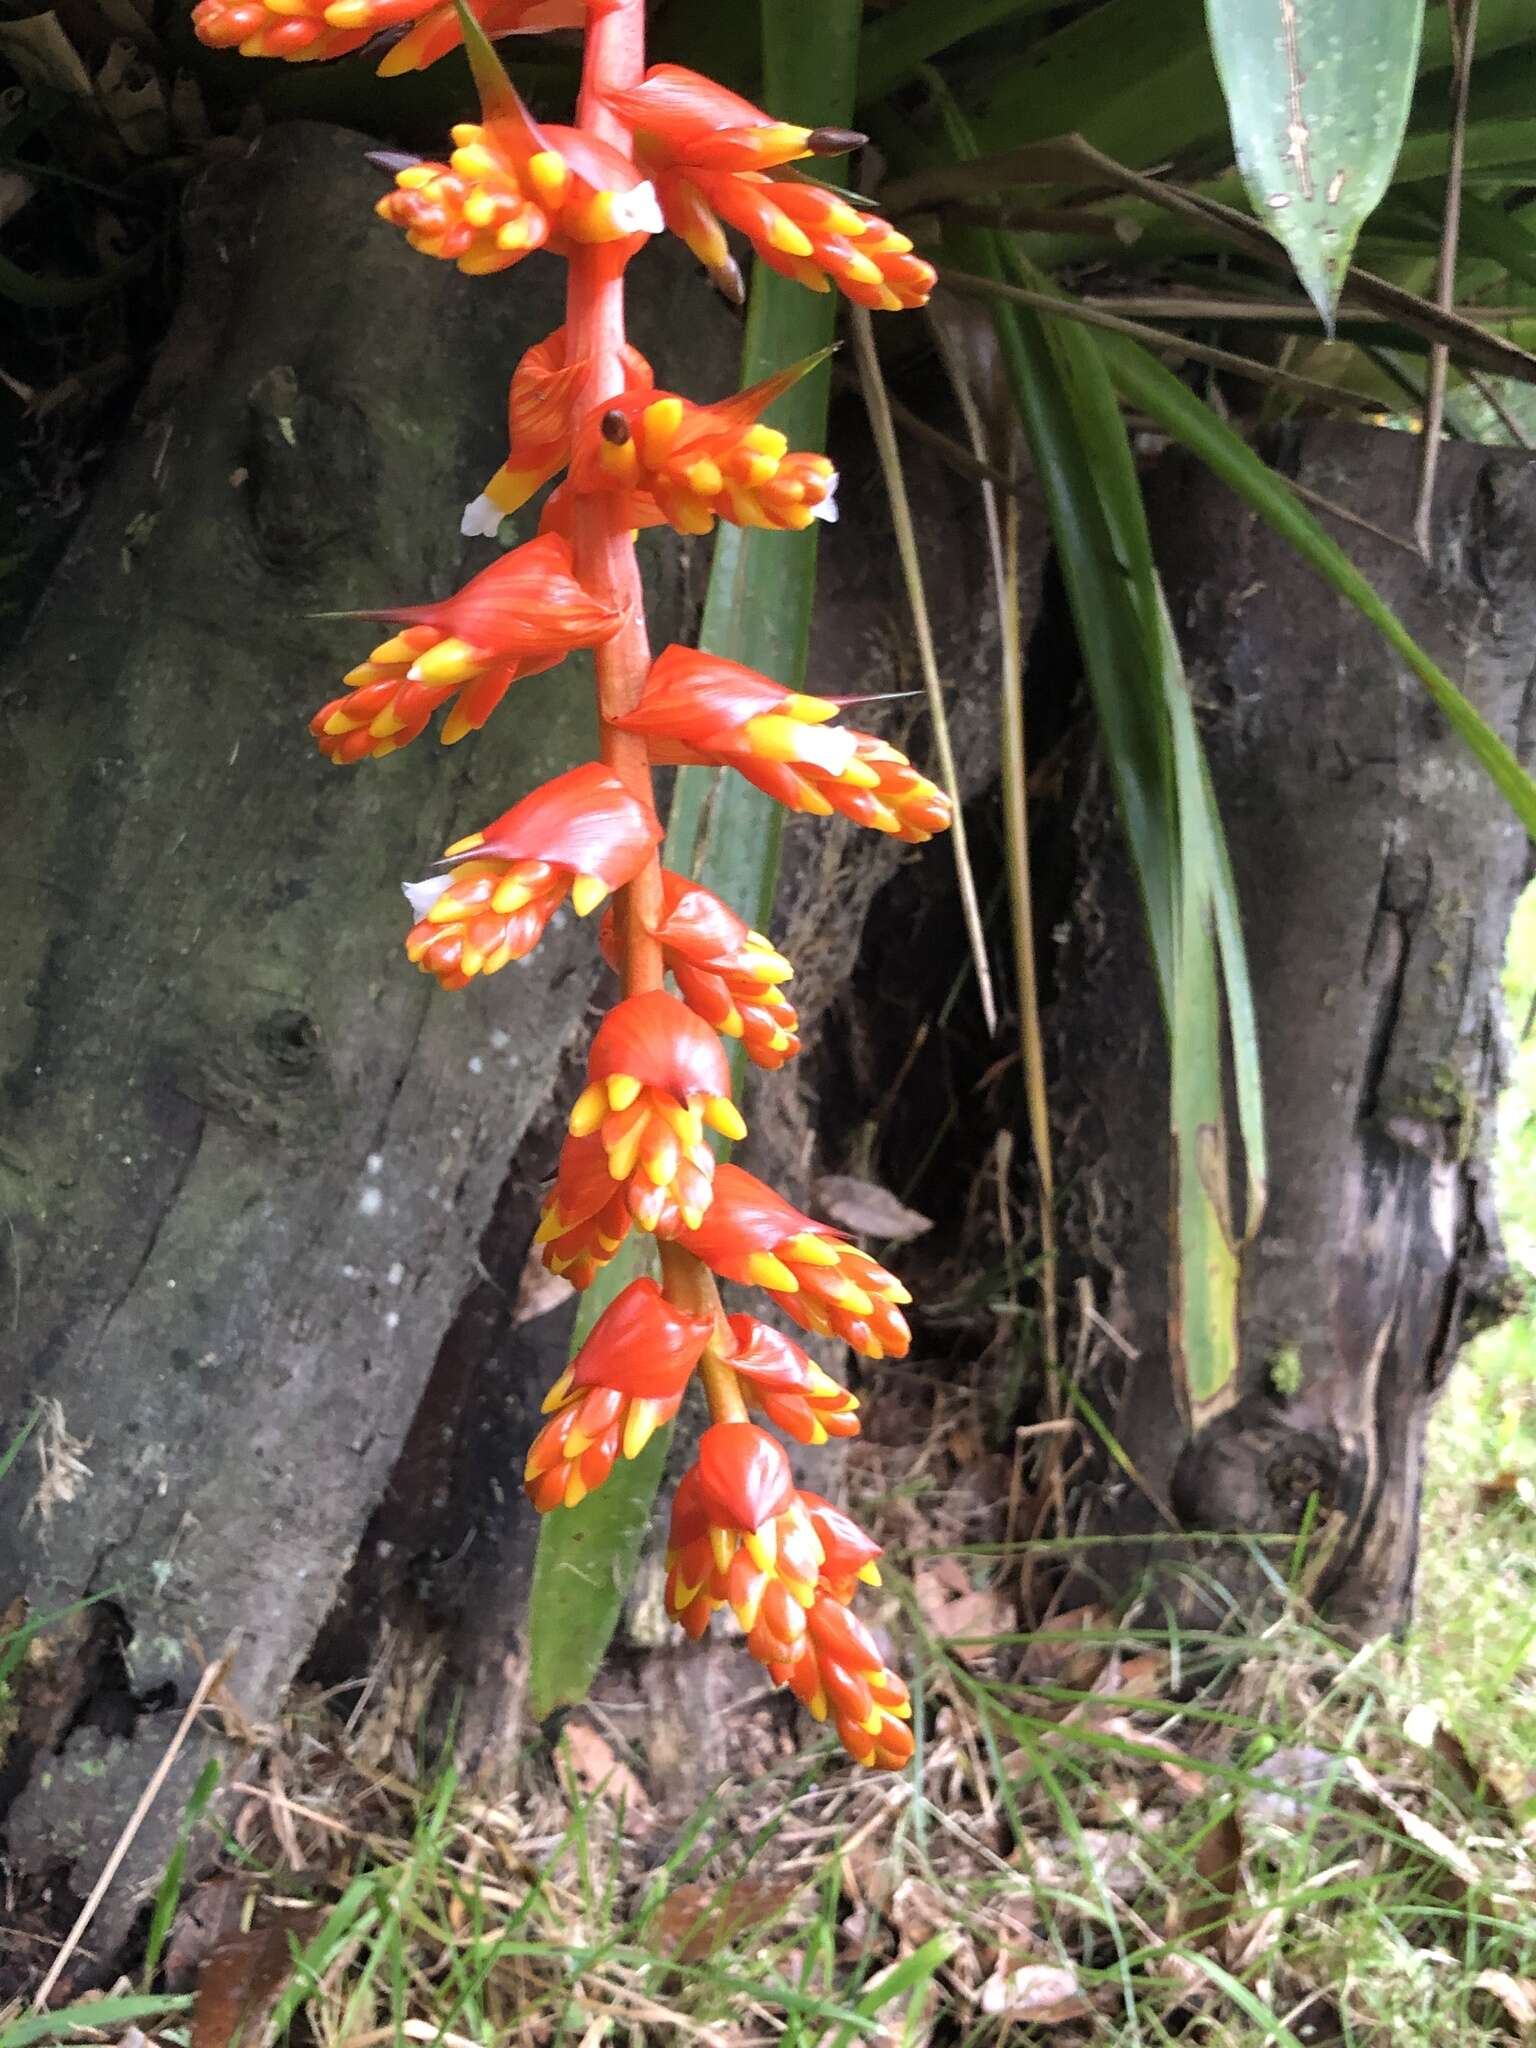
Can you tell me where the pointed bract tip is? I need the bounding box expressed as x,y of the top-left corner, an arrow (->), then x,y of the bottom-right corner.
807,127 -> 866,157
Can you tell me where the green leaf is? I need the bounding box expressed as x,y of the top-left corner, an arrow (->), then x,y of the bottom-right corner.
933,80 -> 1263,1422
1099,330 -> 1536,838
525,0 -> 861,1721
857,0 -> 1059,104
1205,0 -> 1426,328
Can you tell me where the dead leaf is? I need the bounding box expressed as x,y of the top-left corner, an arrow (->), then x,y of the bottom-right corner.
1474,1969 -> 1536,2036
515,1239 -> 575,1324
912,1569 -> 1013,1661
0,13 -> 95,100
653,1876 -> 800,1964
0,170 -> 35,229
191,1913 -> 322,2048
979,1961 -> 1090,2023
814,1175 -> 933,1243
561,1721 -> 652,1819
162,1876 -> 251,1991
95,39 -> 168,156
1092,1714 -> 1207,1798
1346,1758 -> 1480,1885
1172,1805 -> 1245,1952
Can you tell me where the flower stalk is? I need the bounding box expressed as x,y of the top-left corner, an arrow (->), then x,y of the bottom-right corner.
206,0 -> 943,1768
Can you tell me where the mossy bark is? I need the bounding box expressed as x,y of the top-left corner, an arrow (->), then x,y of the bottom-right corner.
0,121 -> 736,1979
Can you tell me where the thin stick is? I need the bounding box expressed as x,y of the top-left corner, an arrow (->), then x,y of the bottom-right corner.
1414,0 -> 1480,558
926,311 -> 1059,1367
1078,296 -> 1530,327
939,266 -> 1382,413
849,305 -> 998,1037
32,1655 -> 229,2008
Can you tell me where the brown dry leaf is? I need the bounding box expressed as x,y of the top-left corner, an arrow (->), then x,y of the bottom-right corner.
1092,1714 -> 1206,1798
653,1876 -> 800,1964
95,39 -> 168,156
1474,1969 -> 1536,2036
1172,1806 -> 1246,1952
978,1961 -> 1090,2023
561,1721 -> 652,1819
162,1876 -> 251,1991
814,1175 -> 933,1243
1015,1604 -> 1108,1687
191,1913 -> 323,2048
0,13 -> 94,98
0,170 -> 35,229
515,1239 -> 575,1324
912,1569 -> 1014,1662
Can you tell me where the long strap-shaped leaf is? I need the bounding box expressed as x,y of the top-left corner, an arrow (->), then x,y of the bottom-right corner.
933,79 -> 1265,1425
526,0 -> 862,1723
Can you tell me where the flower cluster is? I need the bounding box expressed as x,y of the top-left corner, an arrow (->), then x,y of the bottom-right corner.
205,0 -> 945,1768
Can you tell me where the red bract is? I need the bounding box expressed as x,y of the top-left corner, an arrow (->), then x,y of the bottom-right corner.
462,327 -> 654,537
403,763 -> 661,988
600,869 -> 800,1069
675,1164 -> 913,1360
524,1278 -> 712,1510
568,360 -> 837,536
310,535 -> 621,758
723,1317 -> 860,1445
799,1492 -> 883,1600
614,645 -> 954,842
602,64 -> 935,311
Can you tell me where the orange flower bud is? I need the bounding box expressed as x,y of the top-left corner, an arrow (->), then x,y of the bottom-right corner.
664,1431 -> 826,1662
599,869 -> 800,1070
524,1278 -> 712,1510
674,1163 -> 912,1360
771,1594 -> 914,1770
376,33 -> 661,275
569,358 -> 837,536
613,646 -> 953,843
191,0 -> 581,72
537,992 -> 745,1275
597,63 -> 931,310
462,326 -> 654,538
403,763 -> 662,989
309,535 -> 621,759
722,1317 -> 860,1445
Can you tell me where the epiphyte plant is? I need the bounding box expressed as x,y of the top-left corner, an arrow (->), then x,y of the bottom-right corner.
195,0 -> 946,1769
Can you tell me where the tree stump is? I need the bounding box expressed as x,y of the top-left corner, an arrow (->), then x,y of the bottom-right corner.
1057,423 -> 1533,1629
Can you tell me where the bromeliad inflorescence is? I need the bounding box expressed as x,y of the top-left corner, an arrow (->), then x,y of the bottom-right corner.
199,0 -> 945,1770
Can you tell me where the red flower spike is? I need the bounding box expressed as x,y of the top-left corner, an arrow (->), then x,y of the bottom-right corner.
462,327 -> 654,538
664,1442 -> 827,1663
568,359 -> 837,537
376,26 -> 662,275
771,1594 -> 914,1770
310,535 -> 622,760
599,869 -> 800,1070
524,1278 -> 712,1510
403,763 -> 662,989
723,1317 -> 860,1446
674,1164 -> 913,1361
614,646 -> 953,844
599,63 -> 933,311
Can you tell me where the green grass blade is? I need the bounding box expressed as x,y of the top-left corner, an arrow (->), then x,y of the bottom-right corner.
525,0 -> 861,1722
141,1756 -> 221,1987
0,1999 -> 194,2048
1100,330 -> 1536,836
1205,0 -> 1425,327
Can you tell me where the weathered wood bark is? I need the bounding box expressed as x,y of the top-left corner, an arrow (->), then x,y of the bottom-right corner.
0,121 -> 736,1976
1058,424 -> 1533,1629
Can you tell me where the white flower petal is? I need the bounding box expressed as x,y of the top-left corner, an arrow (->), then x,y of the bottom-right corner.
613,180 -> 665,237
460,492 -> 504,539
402,874 -> 454,921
